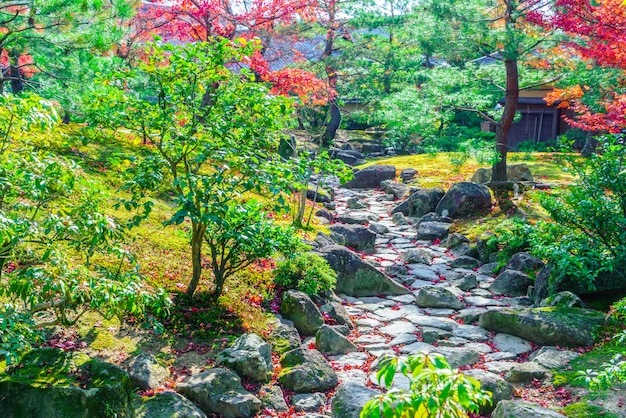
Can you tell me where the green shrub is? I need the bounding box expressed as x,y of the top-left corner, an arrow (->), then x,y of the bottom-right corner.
274,253 -> 337,296
361,354 -> 492,418
517,140 -> 549,152
530,135 -> 626,293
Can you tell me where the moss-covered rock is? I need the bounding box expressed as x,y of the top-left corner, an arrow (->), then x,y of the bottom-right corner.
478,307 -> 606,347
0,348 -> 134,418
133,391 -> 206,418
279,290 -> 324,336
278,347 -> 338,393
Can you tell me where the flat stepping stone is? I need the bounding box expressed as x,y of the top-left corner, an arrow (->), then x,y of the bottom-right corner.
404,314 -> 458,331
369,371 -> 410,390
354,335 -> 386,344
399,342 -> 436,354
464,342 -> 493,354
484,361 -> 517,374
355,318 -> 382,328
335,369 -> 368,385
388,294 -> 416,304
379,321 -> 418,336
437,336 -> 469,347
411,279 -> 434,290
328,352 -> 370,368
457,308 -> 488,324
485,352 -> 518,362
371,308 -> 407,322
388,333 -> 418,346
493,333 -> 533,355
421,327 -> 453,343
368,349 -> 396,358
432,346 -> 481,368
465,296 -> 506,307
452,325 -> 491,341
355,297 -> 396,306
422,308 -> 456,317
406,265 -> 440,281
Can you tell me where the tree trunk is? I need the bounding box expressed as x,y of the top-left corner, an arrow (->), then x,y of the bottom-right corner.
581,133 -> 597,157
323,100 -> 341,146
492,57 -> 519,182
9,50 -> 23,94
186,222 -> 205,296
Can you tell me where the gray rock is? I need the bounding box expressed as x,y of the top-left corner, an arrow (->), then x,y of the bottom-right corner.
540,291 -> 585,308
368,222 -> 389,234
436,182 -> 492,218
177,368 -> 262,418
258,384 -> 289,412
343,165 -> 396,188
400,168 -> 417,183
493,333 -> 532,355
347,197 -> 368,210
416,221 -> 451,240
415,286 -> 464,309
216,334 -> 273,383
391,188 -> 445,218
316,325 -> 358,355
450,273 -> 478,291
401,248 -> 435,265
391,212 -> 408,225
457,307 -> 488,324
452,325 -> 490,341
270,322 -> 301,354
379,321 -> 418,336
399,342 -> 436,354
433,347 -> 481,368
450,255 -> 481,269
421,327 -> 453,343
405,313 -> 458,331
479,307 -> 605,347
529,347 -> 580,369
278,347 -> 338,393
314,232 -> 336,248
134,391 -> 207,418
491,400 -> 566,418
489,269 -> 533,296
385,265 -> 409,278
293,393 -> 326,413
337,211 -> 379,225
470,163 -> 534,184
476,232 -> 497,263
0,348 -> 133,418
317,246 -> 409,297
463,369 -> 514,414
315,209 -> 334,222
381,180 -> 409,199
280,290 -> 324,336
128,353 -> 170,390
331,382 -> 380,418
503,252 -> 544,273
329,225 -> 376,252
478,262 -> 499,275
504,362 -> 550,383
320,302 -> 355,329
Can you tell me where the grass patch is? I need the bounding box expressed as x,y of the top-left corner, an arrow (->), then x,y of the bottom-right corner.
562,401 -> 619,418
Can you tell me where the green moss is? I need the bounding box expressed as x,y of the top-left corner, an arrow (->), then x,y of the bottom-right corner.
272,338 -> 295,355
553,343 -> 625,387
562,401 -> 619,418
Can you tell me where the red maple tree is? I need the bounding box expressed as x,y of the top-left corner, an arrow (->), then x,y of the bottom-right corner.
133,0 -> 330,105
534,0 -> 626,132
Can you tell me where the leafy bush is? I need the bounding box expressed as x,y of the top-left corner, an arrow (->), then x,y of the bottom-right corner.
361,354 -> 492,418
517,140 -> 549,152
531,135 -> 626,293
274,253 -> 337,296
0,94 -> 171,363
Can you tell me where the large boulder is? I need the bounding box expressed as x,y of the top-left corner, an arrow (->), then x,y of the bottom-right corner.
320,302 -> 355,329
134,391 -> 207,418
470,163 -> 534,184
329,224 -> 376,252
416,221 -> 451,240
331,382 -> 380,418
278,347 -> 338,393
391,188 -> 445,217
316,325 -> 358,355
176,368 -> 261,418
317,245 -> 410,297
489,269 -> 533,296
491,400 -> 566,418
216,334 -> 273,382
128,353 -> 170,390
0,348 -> 134,418
479,307 -> 606,347
269,322 -> 301,354
435,182 -> 492,218
343,165 -> 396,188
400,168 -> 418,183
503,252 -> 544,273
280,290 -> 324,336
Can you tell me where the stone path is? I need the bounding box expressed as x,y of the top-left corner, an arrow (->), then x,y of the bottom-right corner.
313,184 -> 581,416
